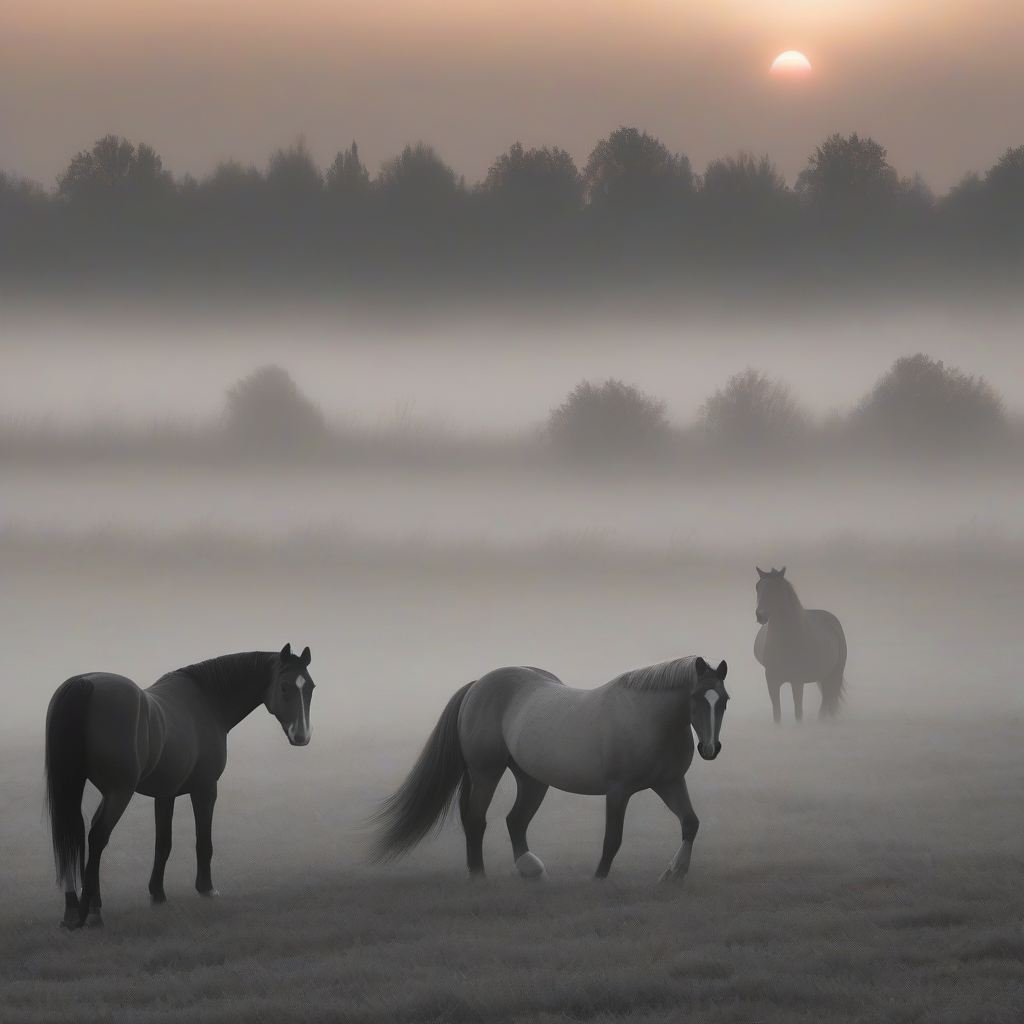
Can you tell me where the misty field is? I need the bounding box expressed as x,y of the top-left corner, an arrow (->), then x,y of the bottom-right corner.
0,536 -> 1021,1023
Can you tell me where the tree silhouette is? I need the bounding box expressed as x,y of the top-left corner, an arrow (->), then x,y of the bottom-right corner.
266,138 -> 323,203
853,353 -> 1005,451
483,142 -> 581,215
547,378 -> 669,458
583,128 -> 693,212
701,152 -> 788,209
697,369 -> 807,451
375,143 -> 464,204
56,135 -> 172,204
795,133 -> 900,215
326,143 -> 370,202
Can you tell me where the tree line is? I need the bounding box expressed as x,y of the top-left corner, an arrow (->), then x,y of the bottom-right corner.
1,128 -> 1022,290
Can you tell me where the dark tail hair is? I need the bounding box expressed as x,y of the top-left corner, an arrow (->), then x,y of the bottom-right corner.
368,681 -> 473,863
45,677 -> 93,889
821,670 -> 846,716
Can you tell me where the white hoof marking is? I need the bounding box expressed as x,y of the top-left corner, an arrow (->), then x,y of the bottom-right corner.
515,852 -> 549,882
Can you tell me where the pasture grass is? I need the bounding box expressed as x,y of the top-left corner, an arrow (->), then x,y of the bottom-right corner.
1,715 -> 1021,1024
0,538 -> 1022,1022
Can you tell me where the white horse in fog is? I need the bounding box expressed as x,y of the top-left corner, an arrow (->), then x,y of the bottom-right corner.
370,656 -> 728,883
754,566 -> 847,723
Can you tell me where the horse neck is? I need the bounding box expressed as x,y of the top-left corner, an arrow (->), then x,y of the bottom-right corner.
194,653 -> 277,731
770,588 -> 809,638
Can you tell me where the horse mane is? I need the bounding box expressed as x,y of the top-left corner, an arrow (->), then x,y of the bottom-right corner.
178,651 -> 276,697
612,656 -> 699,692
769,574 -> 805,615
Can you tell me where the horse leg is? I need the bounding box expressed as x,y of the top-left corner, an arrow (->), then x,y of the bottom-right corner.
148,796 -> 175,903
654,778 -> 699,884
460,769 -> 501,878
767,676 -> 783,725
190,783 -> 219,896
792,682 -> 805,723
595,784 -> 632,880
73,789 -> 134,929
506,760 -> 549,881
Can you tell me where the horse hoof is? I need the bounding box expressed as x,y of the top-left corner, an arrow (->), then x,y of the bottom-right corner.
198,889 -> 220,899
659,868 -> 685,885
84,912 -> 104,928
150,893 -> 167,906
59,918 -> 83,931
515,852 -> 549,882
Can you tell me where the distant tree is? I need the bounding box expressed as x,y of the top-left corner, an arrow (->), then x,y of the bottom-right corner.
982,145 -> 1024,230
897,172 -> 935,214
326,142 -> 370,202
795,133 -> 900,215
483,142 -> 582,215
224,365 -> 327,454
266,138 -> 323,202
942,171 -> 984,213
56,135 -> 173,203
547,378 -> 669,458
375,143 -> 464,204
701,152 -> 789,209
984,145 -> 1024,200
582,127 -> 693,212
852,353 -> 1005,450
697,369 -> 807,449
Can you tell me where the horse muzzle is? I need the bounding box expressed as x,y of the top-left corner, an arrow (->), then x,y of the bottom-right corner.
755,611 -> 768,625
699,740 -> 721,760
286,724 -> 312,746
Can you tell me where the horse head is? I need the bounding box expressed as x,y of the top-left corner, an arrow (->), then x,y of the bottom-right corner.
691,657 -> 728,760
267,643 -> 315,746
755,566 -> 787,624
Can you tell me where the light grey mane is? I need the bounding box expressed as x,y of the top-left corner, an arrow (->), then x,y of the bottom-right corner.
612,656 -> 699,692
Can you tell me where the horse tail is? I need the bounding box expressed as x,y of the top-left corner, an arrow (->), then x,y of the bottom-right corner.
45,676 -> 94,889
821,622 -> 848,717
368,681 -> 473,862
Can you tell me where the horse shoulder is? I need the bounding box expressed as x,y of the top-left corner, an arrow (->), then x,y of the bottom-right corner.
753,624 -> 768,665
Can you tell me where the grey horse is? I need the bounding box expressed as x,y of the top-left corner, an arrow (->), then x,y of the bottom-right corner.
370,655 -> 728,883
45,645 -> 315,929
754,566 -> 847,723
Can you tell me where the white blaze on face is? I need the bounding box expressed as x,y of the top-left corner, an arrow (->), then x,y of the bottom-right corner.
704,689 -> 720,751
289,674 -> 311,742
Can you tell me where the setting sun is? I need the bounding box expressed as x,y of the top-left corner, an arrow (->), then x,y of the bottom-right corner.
770,50 -> 812,75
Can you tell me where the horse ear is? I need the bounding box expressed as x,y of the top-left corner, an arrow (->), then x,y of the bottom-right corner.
694,656 -> 708,675
716,660 -> 728,680
300,646 -> 311,667
280,643 -> 292,660
756,566 -> 766,579
780,566 -> 786,577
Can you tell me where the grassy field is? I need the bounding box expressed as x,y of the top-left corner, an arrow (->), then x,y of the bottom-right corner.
0,539 -> 1022,1022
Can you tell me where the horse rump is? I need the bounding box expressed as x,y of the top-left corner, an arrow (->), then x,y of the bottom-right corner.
45,676 -> 94,889
368,681 -> 473,862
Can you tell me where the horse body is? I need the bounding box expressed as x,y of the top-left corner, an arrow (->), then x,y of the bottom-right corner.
753,566 -> 847,723
484,671 -> 695,796
372,655 -> 728,883
45,645 -> 315,930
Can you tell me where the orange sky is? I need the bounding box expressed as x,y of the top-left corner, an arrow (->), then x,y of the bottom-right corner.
2,1 -> 1022,191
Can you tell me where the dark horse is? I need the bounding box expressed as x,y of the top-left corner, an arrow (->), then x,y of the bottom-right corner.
370,656 -> 728,883
45,644 -> 315,929
754,566 -> 847,723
